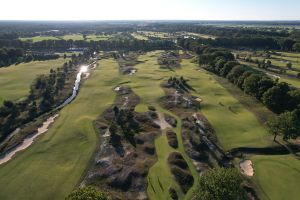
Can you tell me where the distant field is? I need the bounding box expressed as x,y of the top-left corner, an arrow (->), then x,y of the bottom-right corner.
131,32 -> 148,40
86,34 -> 111,41
236,50 -> 300,88
252,155 -> 300,200
20,34 -> 112,42
59,34 -> 83,40
182,32 -> 217,39
19,35 -> 60,42
137,31 -> 171,39
239,60 -> 300,88
0,58 -> 67,104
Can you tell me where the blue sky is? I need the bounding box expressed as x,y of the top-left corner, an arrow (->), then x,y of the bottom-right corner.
1,0 -> 300,20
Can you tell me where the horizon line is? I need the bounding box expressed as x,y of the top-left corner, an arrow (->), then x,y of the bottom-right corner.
0,19 -> 300,22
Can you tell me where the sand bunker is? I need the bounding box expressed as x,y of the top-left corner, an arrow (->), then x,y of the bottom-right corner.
154,113 -> 171,130
240,159 -> 254,177
129,69 -> 137,76
114,86 -> 121,92
0,114 -> 59,165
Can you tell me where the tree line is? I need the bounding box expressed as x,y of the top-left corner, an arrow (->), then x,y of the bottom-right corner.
179,40 -> 300,141
0,38 -> 175,52
179,37 -> 300,52
0,47 -> 60,67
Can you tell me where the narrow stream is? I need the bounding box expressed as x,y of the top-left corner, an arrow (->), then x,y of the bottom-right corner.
0,61 -> 96,165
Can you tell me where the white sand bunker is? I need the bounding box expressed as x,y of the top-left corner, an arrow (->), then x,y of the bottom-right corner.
240,159 -> 254,177
0,114 -> 59,165
154,113 -> 171,130
114,86 -> 121,92
129,69 -> 137,76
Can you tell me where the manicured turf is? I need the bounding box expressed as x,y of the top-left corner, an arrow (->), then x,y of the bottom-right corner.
0,59 -> 118,200
120,52 -> 199,199
252,155 -> 300,200
177,60 -> 271,150
0,58 -> 68,104
147,129 -> 186,200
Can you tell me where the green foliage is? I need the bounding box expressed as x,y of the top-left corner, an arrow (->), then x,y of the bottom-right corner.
262,82 -> 291,113
66,187 -> 108,200
167,76 -> 192,93
243,74 -> 263,98
193,168 -> 247,200
266,110 -> 300,141
293,43 -> 300,52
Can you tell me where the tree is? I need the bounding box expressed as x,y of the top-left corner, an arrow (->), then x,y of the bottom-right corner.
265,60 -> 272,69
65,187 -> 108,200
287,90 -> 300,110
281,39 -> 296,51
262,82 -> 291,113
293,43 -> 300,52
287,62 -> 292,70
257,77 -> 275,100
236,71 -> 253,89
243,74 -> 262,97
193,168 -> 247,200
266,110 -> 300,141
226,65 -> 247,84
83,34 -> 87,40
220,61 -> 239,77
28,101 -> 37,120
266,115 -> 282,141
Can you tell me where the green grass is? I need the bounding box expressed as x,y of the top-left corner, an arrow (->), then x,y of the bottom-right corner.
0,59 -> 118,200
0,51 -> 290,200
119,52 -> 270,199
147,129 -> 186,200
59,34 -> 83,40
86,34 -> 111,41
0,58 -> 68,104
131,33 -> 148,40
252,155 -> 300,200
177,60 -> 271,150
137,31 -> 171,39
20,34 -> 112,42
19,36 -> 60,42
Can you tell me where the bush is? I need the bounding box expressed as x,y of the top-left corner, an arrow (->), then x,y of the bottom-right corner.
66,187 -> 108,200
193,168 -> 247,200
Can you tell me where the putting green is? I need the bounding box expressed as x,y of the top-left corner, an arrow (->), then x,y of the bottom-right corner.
252,155 -> 300,200
0,58 -> 67,104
